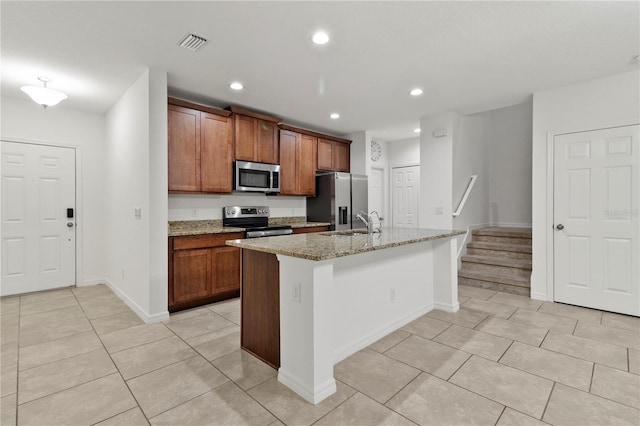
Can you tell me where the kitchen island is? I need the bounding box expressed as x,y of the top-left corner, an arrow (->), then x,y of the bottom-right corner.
227,227 -> 464,404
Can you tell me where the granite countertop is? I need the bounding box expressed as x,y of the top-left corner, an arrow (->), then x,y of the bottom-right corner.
168,217 -> 331,237
226,228 -> 465,261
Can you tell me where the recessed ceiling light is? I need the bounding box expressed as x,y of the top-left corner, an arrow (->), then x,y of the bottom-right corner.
330,113 -> 340,119
414,128 -> 421,133
230,82 -> 243,90
410,88 -> 423,96
312,31 -> 330,45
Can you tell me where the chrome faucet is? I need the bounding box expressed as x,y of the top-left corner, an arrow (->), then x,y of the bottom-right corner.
357,211 -> 382,235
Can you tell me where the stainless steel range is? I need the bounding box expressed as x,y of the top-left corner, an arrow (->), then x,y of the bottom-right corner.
223,206 -> 293,238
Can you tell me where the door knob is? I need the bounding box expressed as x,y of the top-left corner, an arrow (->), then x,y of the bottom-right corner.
556,224 -> 564,230
67,222 -> 74,228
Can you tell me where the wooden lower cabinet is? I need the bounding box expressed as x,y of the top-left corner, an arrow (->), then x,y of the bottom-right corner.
169,233 -> 242,312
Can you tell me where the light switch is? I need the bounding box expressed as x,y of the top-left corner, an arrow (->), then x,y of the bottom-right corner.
435,207 -> 444,215
134,208 -> 142,220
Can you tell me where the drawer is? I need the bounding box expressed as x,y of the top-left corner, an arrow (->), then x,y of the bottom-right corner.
172,232 -> 244,250
292,226 -> 329,234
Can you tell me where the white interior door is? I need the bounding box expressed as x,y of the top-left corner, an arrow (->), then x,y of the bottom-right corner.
553,125 -> 639,316
369,167 -> 385,225
392,165 -> 420,228
1,141 -> 76,296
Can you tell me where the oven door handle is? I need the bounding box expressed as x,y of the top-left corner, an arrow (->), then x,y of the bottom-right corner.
246,228 -> 293,238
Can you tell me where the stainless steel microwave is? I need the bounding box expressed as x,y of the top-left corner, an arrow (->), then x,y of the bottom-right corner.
234,161 -> 281,193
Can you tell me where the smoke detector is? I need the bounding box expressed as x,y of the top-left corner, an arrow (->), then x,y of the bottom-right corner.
178,33 -> 208,52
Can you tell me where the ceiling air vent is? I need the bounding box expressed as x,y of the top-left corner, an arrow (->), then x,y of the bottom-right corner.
178,33 -> 208,52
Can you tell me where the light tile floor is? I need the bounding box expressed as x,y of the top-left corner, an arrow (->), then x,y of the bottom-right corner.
1,284 -> 639,425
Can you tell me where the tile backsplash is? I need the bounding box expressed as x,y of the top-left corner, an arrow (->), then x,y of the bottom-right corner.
168,193 -> 306,221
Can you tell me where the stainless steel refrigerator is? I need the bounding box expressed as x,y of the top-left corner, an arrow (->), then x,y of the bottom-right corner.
306,172 -> 368,231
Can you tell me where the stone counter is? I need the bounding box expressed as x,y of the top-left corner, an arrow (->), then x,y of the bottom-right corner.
168,217 -> 331,237
226,227 -> 465,261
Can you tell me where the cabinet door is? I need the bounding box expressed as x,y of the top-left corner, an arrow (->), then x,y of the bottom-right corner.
211,246 -> 241,294
317,138 -> 333,171
298,134 -> 317,196
172,249 -> 211,304
279,130 -> 298,195
201,113 -> 233,193
334,142 -> 350,172
168,105 -> 201,191
257,120 -> 279,164
235,115 -> 257,161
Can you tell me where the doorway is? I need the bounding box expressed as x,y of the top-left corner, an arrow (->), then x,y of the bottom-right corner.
553,125 -> 639,315
1,141 -> 77,296
391,165 -> 420,228
369,167 -> 385,225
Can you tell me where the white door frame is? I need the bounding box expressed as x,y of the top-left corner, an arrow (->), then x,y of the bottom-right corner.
1,138 -> 83,288
544,124 -> 640,302
390,163 -> 420,228
370,166 -> 385,224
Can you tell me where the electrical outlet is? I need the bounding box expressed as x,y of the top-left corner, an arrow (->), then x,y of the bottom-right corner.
134,208 -> 142,220
390,288 -> 397,302
191,209 -> 198,217
293,283 -> 302,303
435,206 -> 444,215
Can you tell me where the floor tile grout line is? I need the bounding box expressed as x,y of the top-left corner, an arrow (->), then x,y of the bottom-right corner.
493,406 -> 507,426
495,340 -> 515,364
17,346 -> 109,375
71,289 -> 149,424
539,381 -> 556,423
308,390 -> 359,426
378,331 -> 412,355
88,407 -> 144,426
588,362 -> 595,393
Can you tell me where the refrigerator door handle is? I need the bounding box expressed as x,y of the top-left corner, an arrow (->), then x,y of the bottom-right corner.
339,206 -> 348,225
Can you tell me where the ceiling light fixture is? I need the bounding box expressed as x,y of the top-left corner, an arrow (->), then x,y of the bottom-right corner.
410,88 -> 423,96
414,128 -> 421,133
21,77 -> 67,108
230,82 -> 244,90
312,31 -> 330,45
330,113 -> 340,119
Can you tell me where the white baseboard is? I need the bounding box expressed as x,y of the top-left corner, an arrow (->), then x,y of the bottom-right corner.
79,278 -> 106,287
530,291 -> 548,301
332,303 -> 433,364
103,279 -> 169,323
278,370 -> 336,405
434,301 -> 460,313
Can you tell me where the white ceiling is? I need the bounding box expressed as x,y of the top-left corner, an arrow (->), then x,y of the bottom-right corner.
2,1 -> 638,142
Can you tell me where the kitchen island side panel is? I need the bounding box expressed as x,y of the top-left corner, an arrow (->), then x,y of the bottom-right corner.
240,249 -> 280,368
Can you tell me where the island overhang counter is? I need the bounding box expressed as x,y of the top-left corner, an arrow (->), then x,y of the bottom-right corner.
227,227 -> 465,404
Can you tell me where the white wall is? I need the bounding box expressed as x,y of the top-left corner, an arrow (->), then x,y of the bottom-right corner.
168,194 -> 306,221
419,112 -> 458,229
1,96 -> 106,284
487,100 -> 533,226
531,70 -> 640,301
388,137 -> 419,167
104,68 -> 168,321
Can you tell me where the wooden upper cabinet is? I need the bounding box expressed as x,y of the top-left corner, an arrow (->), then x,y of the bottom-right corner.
317,138 -> 350,172
316,138 -> 333,171
231,107 -> 281,164
298,134 -> 317,195
168,105 -> 201,192
333,141 -> 350,172
279,129 -> 316,196
168,98 -> 233,193
201,113 -> 233,193
279,130 -> 298,195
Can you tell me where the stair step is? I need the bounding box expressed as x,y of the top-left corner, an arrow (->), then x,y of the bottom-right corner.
459,277 -> 530,297
472,227 -> 532,238
461,255 -> 532,270
458,268 -> 530,288
467,241 -> 532,253
472,235 -> 531,245
467,247 -> 531,260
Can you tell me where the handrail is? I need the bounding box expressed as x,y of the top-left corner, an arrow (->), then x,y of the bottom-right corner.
452,175 -> 477,217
